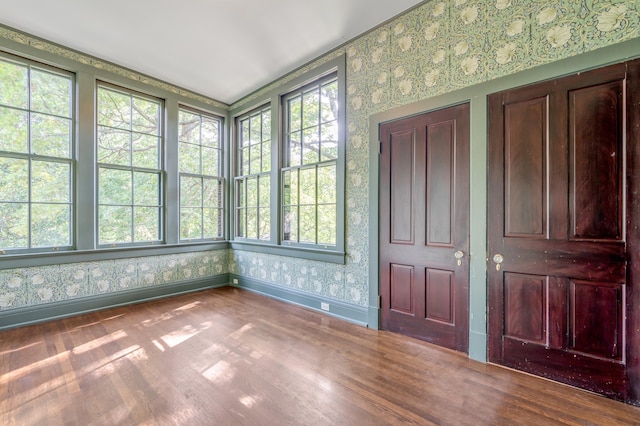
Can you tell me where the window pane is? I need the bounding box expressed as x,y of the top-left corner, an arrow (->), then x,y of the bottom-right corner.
299,167 -> 316,205
283,206 -> 297,242
100,168 -> 132,205
302,127 -> 319,164
201,118 -> 219,147
98,127 -> 130,166
318,204 -> 337,245
179,142 -> 200,174
99,205 -> 132,244
259,175 -> 270,207
317,165 -> 336,204
31,114 -> 71,158
181,176 -> 202,208
288,97 -> 301,132
247,177 -> 257,207
134,207 -> 159,241
262,140 -> 271,173
203,178 -> 220,208
250,114 -> 261,145
202,146 -> 219,177
246,207 -> 257,239
31,203 -> 70,247
258,207 -> 270,240
282,170 -> 298,206
179,111 -> 200,143
0,107 -> 28,153
299,205 -> 316,243
237,179 -> 245,208
132,97 -> 159,135
236,207 -> 246,237
32,161 -> 70,203
320,81 -> 338,123
31,69 -> 72,117
132,134 -> 159,169
0,60 -> 28,108
289,131 -> 301,167
302,89 -> 320,129
249,144 -> 261,174
0,157 -> 28,201
320,122 -> 338,161
98,88 -> 131,129
134,171 -> 160,206
0,202 -> 28,248
240,119 -> 250,148
181,207 -> 201,240
204,207 -> 221,239
262,110 -> 271,141
241,146 -> 250,175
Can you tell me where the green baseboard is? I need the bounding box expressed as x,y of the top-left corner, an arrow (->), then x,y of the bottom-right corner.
0,274 -> 230,331
232,274 -> 368,326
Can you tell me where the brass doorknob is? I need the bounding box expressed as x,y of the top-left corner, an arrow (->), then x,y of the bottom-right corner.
493,253 -> 504,271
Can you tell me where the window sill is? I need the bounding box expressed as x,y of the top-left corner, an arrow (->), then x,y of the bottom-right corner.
230,240 -> 345,264
0,241 -> 230,270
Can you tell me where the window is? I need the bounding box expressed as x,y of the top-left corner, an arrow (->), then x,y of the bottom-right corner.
282,74 -> 338,246
235,106 -> 271,240
178,107 -> 224,241
97,84 -> 163,245
0,56 -> 74,252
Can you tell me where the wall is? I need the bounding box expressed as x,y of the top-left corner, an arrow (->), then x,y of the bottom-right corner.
230,0 -> 640,351
1,0 -> 639,341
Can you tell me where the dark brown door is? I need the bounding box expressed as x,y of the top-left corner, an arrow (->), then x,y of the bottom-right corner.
379,104 -> 470,353
488,62 -> 640,403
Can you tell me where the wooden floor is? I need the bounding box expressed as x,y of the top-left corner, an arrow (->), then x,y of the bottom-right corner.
1,287 -> 640,425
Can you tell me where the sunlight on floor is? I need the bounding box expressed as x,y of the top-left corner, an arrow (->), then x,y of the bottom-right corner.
72,329 -> 128,354
160,325 -> 199,348
202,360 -> 235,384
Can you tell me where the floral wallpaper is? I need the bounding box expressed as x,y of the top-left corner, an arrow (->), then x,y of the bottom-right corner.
231,0 -> 640,308
1,0 -> 639,313
0,250 -> 229,310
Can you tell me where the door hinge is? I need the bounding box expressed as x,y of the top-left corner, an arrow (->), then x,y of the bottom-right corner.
379,142 -> 382,154
378,294 -> 382,308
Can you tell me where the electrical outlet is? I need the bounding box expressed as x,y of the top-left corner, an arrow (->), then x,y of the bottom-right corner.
321,302 -> 330,311
233,278 -> 238,285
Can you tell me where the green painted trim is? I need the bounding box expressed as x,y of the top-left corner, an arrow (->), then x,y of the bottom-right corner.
369,40 -> 640,362
230,242 -> 345,264
0,242 -> 229,270
469,330 -> 487,362
0,275 -> 230,331
232,274 -> 368,326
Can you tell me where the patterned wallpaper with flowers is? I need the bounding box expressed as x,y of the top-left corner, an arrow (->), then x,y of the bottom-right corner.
0,0 -> 638,314
230,0 -> 640,308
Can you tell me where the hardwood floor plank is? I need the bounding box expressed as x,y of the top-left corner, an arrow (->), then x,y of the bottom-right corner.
1,286 -> 640,425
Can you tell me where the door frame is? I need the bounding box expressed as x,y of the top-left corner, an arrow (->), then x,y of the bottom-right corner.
368,38 -> 640,363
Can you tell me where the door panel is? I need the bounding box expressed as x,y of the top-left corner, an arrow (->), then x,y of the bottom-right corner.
390,130 -> 414,244
488,62 -> 634,401
380,104 -> 469,353
569,82 -> 623,241
504,97 -> 547,237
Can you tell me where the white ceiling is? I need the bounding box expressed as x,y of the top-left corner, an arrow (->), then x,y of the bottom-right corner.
0,0 -> 423,105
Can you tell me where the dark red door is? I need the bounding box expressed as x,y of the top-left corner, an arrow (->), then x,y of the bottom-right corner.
379,104 -> 469,353
488,62 -> 640,403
